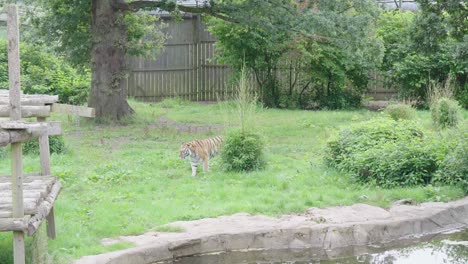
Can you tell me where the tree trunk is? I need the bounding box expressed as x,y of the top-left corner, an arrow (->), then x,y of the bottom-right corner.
88,0 -> 134,120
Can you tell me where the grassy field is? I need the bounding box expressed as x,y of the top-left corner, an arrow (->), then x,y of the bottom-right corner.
0,99 -> 466,263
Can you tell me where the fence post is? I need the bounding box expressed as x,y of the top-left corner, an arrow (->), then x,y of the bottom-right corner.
7,5 -> 26,264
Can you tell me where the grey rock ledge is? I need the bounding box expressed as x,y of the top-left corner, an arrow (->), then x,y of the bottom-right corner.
74,197 -> 468,264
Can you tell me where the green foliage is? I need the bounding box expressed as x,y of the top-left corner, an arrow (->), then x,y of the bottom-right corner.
122,12 -> 167,59
325,117 -> 447,187
208,0 -> 383,109
383,103 -> 416,120
29,0 -> 166,68
376,4 -> 467,105
434,133 -> 468,193
348,139 -> 439,187
376,10 -> 415,72
221,131 -> 265,172
431,97 -> 462,129
207,0 -> 293,107
0,40 -> 90,105
325,117 -> 424,167
28,0 -> 92,68
22,136 -> 67,155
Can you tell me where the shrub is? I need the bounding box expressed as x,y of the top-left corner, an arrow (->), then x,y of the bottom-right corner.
349,140 -> 439,187
325,117 -> 424,168
23,135 -> 66,155
383,103 -> 416,120
221,132 -> 265,172
430,97 -> 462,129
433,133 -> 468,193
325,117 -> 447,187
0,40 -> 90,105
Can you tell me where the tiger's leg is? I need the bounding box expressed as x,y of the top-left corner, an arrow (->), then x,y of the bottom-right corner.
191,162 -> 198,177
202,160 -> 209,172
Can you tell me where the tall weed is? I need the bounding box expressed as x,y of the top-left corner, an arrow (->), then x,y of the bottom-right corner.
221,66 -> 265,172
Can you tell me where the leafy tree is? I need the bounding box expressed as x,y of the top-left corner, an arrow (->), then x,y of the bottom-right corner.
208,0 -> 383,109
377,1 -> 467,107
207,0 -> 296,107
28,0 -> 335,118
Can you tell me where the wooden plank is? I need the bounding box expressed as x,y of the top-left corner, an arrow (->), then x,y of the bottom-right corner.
51,103 -> 95,118
0,105 -> 51,118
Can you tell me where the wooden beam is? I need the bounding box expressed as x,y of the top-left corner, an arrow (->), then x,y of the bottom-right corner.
0,95 -> 59,106
0,105 -> 51,118
7,4 -> 26,264
0,121 -> 48,130
51,103 -> 95,118
0,127 -> 43,147
0,122 -> 61,146
0,217 -> 29,232
27,181 -> 61,236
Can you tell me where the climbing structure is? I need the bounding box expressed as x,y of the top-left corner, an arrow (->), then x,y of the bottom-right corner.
0,6 -> 62,264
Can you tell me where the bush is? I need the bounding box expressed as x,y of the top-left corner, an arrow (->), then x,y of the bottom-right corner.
325,117 -> 424,168
325,117 -> 446,187
348,140 -> 438,187
221,132 -> 265,172
23,135 -> 66,155
383,103 -> 416,120
0,40 -> 90,105
430,97 -> 462,129
433,133 -> 468,193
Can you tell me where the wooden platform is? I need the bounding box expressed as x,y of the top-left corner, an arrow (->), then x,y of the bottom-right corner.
0,175 -> 61,235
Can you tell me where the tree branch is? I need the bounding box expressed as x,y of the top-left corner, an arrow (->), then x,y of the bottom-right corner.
112,0 -> 236,23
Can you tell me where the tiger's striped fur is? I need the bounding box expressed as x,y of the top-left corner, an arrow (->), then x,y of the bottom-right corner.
179,136 -> 224,176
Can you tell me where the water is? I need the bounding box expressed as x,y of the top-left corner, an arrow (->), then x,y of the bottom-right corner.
155,230 -> 468,264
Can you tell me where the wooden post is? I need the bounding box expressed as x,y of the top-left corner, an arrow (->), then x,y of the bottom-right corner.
7,5 -> 25,264
37,116 -> 56,239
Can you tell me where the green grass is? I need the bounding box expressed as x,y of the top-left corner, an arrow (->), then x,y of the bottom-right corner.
0,99 -> 466,263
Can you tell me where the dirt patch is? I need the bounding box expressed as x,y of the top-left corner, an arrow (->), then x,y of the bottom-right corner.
74,197 -> 468,264
152,116 -> 224,134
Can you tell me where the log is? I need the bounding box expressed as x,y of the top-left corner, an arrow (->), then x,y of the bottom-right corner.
0,202 -> 39,217
0,217 -> 29,232
0,184 -> 51,192
0,95 -> 58,106
0,105 -> 51,118
0,191 -> 46,199
0,129 -> 44,147
27,181 -> 61,236
0,124 -> 61,146
0,175 -> 55,183
0,121 -> 47,130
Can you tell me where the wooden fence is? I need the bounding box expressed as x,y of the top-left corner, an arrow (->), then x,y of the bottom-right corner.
127,42 -> 397,102
127,42 -> 236,102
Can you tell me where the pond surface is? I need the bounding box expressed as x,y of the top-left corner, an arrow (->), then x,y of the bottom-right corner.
155,229 -> 468,264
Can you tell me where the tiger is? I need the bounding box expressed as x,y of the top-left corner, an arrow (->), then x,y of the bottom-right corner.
179,136 -> 224,176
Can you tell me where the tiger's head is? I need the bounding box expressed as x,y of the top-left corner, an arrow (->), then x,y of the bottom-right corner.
179,142 -> 192,159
